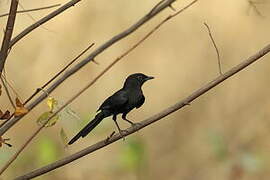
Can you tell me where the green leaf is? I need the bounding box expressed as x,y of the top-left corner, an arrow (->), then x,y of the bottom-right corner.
208,131 -> 228,161
119,137 -> 146,171
240,152 -> 264,172
36,111 -> 60,127
36,137 -> 59,165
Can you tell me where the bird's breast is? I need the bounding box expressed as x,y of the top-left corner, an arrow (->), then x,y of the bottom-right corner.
128,90 -> 143,106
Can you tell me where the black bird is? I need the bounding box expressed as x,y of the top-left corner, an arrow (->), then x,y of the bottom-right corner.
68,73 -> 154,145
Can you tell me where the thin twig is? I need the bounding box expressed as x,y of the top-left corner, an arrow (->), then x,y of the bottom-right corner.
0,0 -> 198,175
248,0 -> 264,17
0,0 -> 19,76
0,4 -> 61,18
23,43 -> 95,105
0,0 -> 178,136
9,0 -> 82,48
0,43 -> 94,129
15,43 -> 270,180
17,2 -> 57,34
1,74 -> 21,99
204,22 -> 222,75
0,76 -> 15,108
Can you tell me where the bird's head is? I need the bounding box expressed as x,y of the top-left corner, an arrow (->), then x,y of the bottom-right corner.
124,73 -> 154,88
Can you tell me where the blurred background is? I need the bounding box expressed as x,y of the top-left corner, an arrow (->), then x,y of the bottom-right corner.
0,0 -> 270,179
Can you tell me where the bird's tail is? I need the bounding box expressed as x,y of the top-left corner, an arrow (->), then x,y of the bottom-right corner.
68,110 -> 110,145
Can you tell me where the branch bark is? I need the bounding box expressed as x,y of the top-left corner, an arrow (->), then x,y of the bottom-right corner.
15,43 -> 270,180
0,0 -> 19,75
0,4 -> 61,18
0,0 -> 178,136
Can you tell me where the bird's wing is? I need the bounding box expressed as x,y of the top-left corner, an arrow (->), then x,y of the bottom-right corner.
98,90 -> 129,111
136,95 -> 145,109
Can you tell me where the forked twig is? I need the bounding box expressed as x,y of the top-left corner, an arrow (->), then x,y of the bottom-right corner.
0,43 -> 94,129
204,22 -> 222,75
23,43 -> 95,105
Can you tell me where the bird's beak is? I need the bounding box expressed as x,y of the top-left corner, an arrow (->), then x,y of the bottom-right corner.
146,76 -> 154,80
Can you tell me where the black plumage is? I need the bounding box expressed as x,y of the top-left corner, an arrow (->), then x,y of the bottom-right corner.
68,73 -> 154,145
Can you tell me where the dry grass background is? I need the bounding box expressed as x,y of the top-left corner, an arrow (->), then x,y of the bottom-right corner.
0,0 -> 270,179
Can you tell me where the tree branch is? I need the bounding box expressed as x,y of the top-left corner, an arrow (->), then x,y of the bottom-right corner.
23,42 -> 95,105
0,0 -> 198,174
0,0 -> 19,75
8,0 -> 81,48
0,42 -> 94,129
0,4 -> 61,18
0,0 -> 179,136
15,43 -> 270,180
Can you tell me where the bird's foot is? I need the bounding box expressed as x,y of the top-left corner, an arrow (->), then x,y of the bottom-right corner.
105,131 -> 116,142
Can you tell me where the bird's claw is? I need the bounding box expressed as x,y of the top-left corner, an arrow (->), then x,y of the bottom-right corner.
105,131 -> 116,142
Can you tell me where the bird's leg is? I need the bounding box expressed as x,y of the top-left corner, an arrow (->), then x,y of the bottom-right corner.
122,113 -> 134,125
113,115 -> 127,141
122,114 -> 141,129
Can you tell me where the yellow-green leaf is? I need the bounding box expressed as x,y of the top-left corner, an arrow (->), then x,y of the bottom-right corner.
47,97 -> 58,112
36,111 -> 60,127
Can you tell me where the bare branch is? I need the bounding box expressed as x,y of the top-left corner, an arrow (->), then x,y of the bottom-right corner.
0,4 -> 61,18
23,42 -> 95,105
0,43 -> 94,128
0,0 -> 19,75
9,0 -> 82,48
15,43 -> 270,180
0,0 -> 198,174
0,0 -> 179,136
204,22 -> 222,75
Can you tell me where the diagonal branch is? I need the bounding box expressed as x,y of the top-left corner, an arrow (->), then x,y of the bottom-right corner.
0,0 -> 19,76
0,0 -> 180,136
23,42 -> 95,106
0,42 -> 94,129
15,43 -> 270,180
0,4 -> 61,18
0,0 -> 198,175
9,0 -> 82,48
